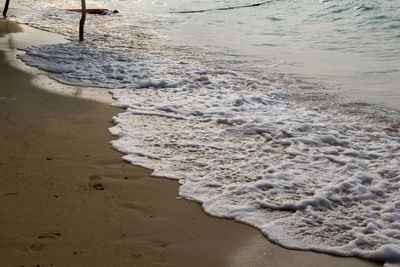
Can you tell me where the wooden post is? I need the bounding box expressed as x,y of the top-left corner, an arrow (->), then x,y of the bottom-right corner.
79,0 -> 86,41
3,0 -> 10,17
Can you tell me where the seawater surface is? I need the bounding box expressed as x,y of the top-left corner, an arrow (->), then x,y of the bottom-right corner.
12,0 -> 400,265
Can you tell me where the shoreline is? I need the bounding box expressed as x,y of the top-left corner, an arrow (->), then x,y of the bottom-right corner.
0,11 -> 382,267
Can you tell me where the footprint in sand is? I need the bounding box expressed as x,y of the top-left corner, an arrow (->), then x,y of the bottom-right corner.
30,232 -> 61,251
87,175 -> 105,191
119,202 -> 154,219
119,202 -> 148,212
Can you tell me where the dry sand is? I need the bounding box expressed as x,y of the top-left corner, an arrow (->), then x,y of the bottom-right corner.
0,15 -> 382,267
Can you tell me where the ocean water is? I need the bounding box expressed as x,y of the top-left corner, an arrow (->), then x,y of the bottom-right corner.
12,0 -> 400,265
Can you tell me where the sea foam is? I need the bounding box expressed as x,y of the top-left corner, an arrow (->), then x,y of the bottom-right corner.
17,43 -> 400,265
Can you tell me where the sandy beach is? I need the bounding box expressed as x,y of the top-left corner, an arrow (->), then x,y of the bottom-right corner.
0,7 -> 383,267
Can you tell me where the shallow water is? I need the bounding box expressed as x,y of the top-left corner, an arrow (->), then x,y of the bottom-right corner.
108,0 -> 400,109
12,0 -> 400,265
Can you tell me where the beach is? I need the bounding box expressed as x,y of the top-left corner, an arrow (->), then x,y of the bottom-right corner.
0,9 -> 384,267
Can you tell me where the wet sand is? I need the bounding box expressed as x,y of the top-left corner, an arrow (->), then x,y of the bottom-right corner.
0,13 -> 382,267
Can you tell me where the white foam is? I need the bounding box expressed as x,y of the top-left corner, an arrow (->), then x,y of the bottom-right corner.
16,34 -> 400,267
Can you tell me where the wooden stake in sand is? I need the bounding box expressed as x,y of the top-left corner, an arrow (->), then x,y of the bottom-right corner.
3,0 -> 10,16
3,0 -> 87,41
79,0 -> 86,41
